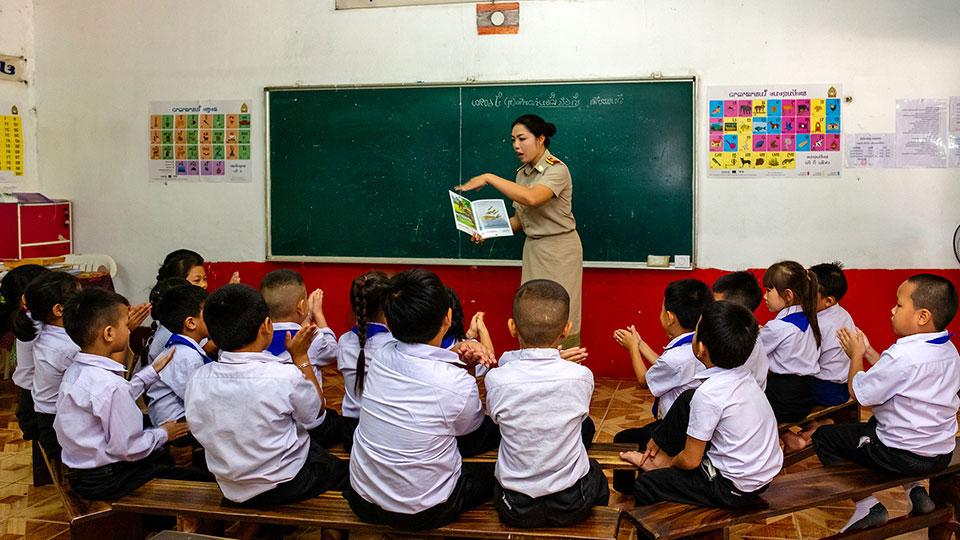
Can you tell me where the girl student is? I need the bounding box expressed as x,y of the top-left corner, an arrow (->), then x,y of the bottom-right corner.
442,285 -> 494,356
760,260 -> 823,436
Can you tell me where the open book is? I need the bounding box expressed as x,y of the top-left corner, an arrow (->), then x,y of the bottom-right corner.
448,190 -> 514,239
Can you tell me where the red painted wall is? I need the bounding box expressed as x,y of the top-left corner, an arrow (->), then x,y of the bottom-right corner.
206,262 -> 960,379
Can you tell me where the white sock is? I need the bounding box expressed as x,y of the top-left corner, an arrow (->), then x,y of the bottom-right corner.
841,496 -> 881,532
903,481 -> 925,513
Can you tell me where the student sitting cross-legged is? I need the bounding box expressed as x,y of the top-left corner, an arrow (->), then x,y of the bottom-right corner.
54,288 -> 205,500
185,284 -> 348,505
812,274 -> 960,532
485,279 -> 609,528
343,268 -> 501,531
621,301 -> 783,509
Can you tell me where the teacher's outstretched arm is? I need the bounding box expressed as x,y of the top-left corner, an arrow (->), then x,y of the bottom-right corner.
455,173 -> 554,208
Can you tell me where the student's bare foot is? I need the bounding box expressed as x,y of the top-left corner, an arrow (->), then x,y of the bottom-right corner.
178,516 -> 200,532
781,431 -> 809,453
799,418 -> 833,441
619,450 -> 646,468
642,450 -> 673,471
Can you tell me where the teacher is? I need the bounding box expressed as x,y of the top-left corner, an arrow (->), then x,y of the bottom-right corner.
456,114 -> 583,347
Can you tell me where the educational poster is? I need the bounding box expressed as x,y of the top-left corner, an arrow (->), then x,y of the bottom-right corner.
0,102 -> 25,187
149,100 -> 253,182
707,84 -> 842,177
895,99 -> 947,168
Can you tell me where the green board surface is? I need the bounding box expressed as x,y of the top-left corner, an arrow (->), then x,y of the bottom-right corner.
267,79 -> 694,266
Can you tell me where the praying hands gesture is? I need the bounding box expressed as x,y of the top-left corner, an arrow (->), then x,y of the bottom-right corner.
303,289 -> 328,328
127,303 -> 152,329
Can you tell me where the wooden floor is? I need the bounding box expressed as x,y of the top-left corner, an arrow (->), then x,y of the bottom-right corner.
0,368 -> 928,539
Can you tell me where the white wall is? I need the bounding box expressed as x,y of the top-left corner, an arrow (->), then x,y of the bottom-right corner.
0,0 -> 37,190
31,0 -> 960,298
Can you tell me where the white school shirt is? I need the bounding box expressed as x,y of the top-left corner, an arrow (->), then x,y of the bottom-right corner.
184,350 -> 320,503
147,334 -> 208,426
31,324 -> 81,414
485,348 -> 593,498
687,366 -> 783,493
337,324 -> 395,419
11,317 -> 42,390
815,304 -> 855,384
645,332 -> 705,418
759,305 -> 820,376
852,330 -> 960,457
743,339 -> 769,391
268,321 -> 338,428
350,341 -> 484,514
54,353 -> 167,469
146,324 -> 173,365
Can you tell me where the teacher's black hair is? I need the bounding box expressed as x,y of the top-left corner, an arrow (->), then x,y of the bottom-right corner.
512,114 -> 557,148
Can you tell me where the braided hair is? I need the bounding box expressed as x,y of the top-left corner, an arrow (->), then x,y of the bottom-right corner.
350,271 -> 391,396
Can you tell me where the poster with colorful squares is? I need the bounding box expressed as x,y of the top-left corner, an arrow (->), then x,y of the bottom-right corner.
149,100 -> 252,182
0,102 -> 25,187
707,84 -> 842,177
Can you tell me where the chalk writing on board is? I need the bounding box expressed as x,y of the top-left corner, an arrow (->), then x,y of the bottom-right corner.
470,92 -> 584,109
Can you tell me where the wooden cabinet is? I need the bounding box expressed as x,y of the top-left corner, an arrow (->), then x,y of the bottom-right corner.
0,201 -> 72,259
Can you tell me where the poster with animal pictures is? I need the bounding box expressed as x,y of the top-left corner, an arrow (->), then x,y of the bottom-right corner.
707,84 -> 842,177
148,100 -> 253,182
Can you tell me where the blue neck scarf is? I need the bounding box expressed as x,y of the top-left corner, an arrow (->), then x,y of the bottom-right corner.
664,333 -> 695,352
927,333 -> 954,345
350,323 -> 391,339
781,311 -> 810,332
165,333 -> 213,364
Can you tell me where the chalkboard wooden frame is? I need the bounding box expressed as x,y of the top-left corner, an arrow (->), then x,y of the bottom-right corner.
264,77 -> 697,268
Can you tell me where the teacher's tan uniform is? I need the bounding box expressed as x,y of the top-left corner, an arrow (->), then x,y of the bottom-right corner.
514,149 -> 583,340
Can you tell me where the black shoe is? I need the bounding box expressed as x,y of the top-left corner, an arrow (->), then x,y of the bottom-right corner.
909,485 -> 936,515
844,503 -> 889,532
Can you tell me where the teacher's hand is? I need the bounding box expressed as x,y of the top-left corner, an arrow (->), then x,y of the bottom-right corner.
470,233 -> 484,245
455,174 -> 490,192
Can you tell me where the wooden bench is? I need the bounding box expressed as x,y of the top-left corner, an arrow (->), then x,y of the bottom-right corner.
112,479 -> 622,540
779,400 -> 859,466
624,441 -> 960,539
327,441 -> 638,470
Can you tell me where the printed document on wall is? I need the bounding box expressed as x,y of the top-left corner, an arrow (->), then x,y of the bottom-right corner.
845,133 -> 896,168
0,101 -> 25,189
896,99 -> 947,168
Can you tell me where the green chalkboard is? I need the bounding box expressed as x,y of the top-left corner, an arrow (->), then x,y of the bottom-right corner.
267,79 -> 694,267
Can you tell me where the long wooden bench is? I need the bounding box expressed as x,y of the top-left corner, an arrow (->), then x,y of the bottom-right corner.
624,441 -> 960,539
779,400 -> 859,466
112,479 -> 622,540
328,441 -> 637,470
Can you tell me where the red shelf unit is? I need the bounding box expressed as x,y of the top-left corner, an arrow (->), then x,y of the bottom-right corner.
0,200 -> 73,259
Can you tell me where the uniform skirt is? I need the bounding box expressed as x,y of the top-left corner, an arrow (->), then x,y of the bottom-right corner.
521,229 -> 583,336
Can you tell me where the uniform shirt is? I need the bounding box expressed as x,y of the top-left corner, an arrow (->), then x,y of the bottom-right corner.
146,324 -> 173,365
185,350 -> 320,503
688,366 -> 783,493
266,321 -> 338,429
816,304 -> 855,383
852,331 -> 960,457
146,334 -> 208,425
54,353 -> 167,469
12,317 -> 42,390
485,348 -> 592,498
350,341 -> 484,514
743,339 -> 769,391
513,149 -> 576,238
337,323 -> 395,419
645,332 -> 705,418
759,305 -> 820,376
31,324 -> 81,414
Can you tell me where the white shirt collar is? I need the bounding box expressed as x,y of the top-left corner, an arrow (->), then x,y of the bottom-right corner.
694,365 -> 749,380
73,352 -> 126,373
896,330 -> 951,345
775,305 -> 803,320
498,347 -> 562,365
664,331 -> 696,350
218,350 -> 285,365
397,341 -> 464,366
272,321 -> 302,331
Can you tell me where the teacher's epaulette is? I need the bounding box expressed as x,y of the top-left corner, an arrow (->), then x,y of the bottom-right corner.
544,156 -> 562,166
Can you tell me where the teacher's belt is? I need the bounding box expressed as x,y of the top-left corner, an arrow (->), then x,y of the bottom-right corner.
526,229 -> 579,241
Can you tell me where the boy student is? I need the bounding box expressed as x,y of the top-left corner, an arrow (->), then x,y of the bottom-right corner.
54,288 -> 201,500
259,269 -> 342,447
344,269 -> 501,531
485,279 -> 609,528
146,284 -> 210,427
611,278 -> 712,493
621,301 -> 783,509
185,284 -> 348,505
812,274 -> 960,532
711,271 -> 768,389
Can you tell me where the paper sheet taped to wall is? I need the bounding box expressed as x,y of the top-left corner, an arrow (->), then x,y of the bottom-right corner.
0,101 -> 25,188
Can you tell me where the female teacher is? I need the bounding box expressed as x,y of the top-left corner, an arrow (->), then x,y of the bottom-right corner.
456,114 -> 583,347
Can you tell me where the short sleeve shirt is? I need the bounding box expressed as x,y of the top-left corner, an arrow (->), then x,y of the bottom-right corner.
513,149 -> 576,238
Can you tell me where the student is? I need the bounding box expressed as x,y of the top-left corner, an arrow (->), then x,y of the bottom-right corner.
621,301 -> 783,509
344,269 -> 500,531
712,271 -> 768,390
15,272 -> 82,459
185,284 -> 347,505
142,277 -> 191,369
760,260 -> 822,423
259,269 -> 342,448
810,262 -> 856,406
53,288 -> 200,500
611,279 -> 712,493
3,265 -> 50,444
337,270 -> 393,451
485,279 -> 609,528
812,274 -> 960,532
146,284 -> 210,427
442,285 -> 494,354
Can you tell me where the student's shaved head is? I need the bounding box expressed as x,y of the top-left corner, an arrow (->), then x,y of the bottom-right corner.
512,279 -> 569,347
259,269 -> 306,320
